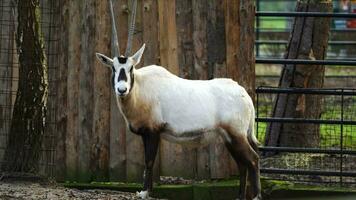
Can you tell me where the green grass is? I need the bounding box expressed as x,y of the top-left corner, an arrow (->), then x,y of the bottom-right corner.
255,98 -> 356,149
258,18 -> 287,29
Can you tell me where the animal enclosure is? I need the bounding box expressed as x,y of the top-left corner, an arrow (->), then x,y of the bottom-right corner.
255,0 -> 356,186
0,0 -> 59,176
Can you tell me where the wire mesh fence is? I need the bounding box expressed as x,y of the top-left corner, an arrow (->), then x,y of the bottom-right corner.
0,0 -> 59,178
256,87 -> 356,186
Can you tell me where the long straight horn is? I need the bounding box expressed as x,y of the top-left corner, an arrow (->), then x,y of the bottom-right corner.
109,0 -> 120,57
125,0 -> 137,57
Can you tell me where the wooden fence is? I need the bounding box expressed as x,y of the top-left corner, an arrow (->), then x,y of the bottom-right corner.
55,0 -> 255,182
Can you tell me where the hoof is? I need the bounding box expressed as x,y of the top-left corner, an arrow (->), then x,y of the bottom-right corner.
252,194 -> 262,200
136,190 -> 149,199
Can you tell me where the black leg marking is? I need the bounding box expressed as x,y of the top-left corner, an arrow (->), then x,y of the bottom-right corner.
225,134 -> 261,200
141,129 -> 160,192
225,142 -> 248,200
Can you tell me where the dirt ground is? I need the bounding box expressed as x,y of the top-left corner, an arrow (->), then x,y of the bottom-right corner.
0,181 -> 161,200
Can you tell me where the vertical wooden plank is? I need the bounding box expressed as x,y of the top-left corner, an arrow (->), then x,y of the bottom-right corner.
176,0 -> 194,79
225,0 -> 255,99
109,0 -> 128,182
192,0 -> 209,80
192,0 -> 210,179
55,0 -> 69,181
206,0 -> 232,179
78,0 -> 95,182
158,0 -> 179,74
64,0 -> 81,181
158,0 -> 196,179
125,0 -> 145,182
92,0 -> 111,181
142,0 -> 160,181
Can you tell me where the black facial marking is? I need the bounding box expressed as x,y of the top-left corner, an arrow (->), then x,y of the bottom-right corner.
130,67 -> 134,89
118,56 -> 128,64
118,68 -> 127,82
101,56 -> 107,63
111,72 -> 115,89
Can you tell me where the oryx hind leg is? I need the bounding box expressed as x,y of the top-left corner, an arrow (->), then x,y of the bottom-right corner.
222,127 -> 261,200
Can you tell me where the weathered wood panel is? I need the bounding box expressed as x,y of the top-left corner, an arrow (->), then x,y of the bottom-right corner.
63,0 -> 82,181
55,0 -> 69,181
92,0 -> 111,181
125,0 -> 145,182
53,0 -> 256,182
158,0 -> 179,74
77,0 -> 95,182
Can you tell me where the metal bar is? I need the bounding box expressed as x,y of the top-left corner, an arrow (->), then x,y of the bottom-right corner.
256,28 -> 356,33
256,40 -> 356,45
256,58 -> 356,66
259,146 -> 356,155
256,87 -> 356,95
256,117 -> 356,125
261,168 -> 356,177
256,75 -> 356,78
256,92 -> 260,139
255,0 -> 261,57
340,90 -> 344,185
256,11 -> 356,18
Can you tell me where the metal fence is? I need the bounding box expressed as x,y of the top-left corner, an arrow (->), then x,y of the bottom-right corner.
255,0 -> 356,59
256,87 -> 356,185
0,0 -> 59,178
255,1 -> 356,186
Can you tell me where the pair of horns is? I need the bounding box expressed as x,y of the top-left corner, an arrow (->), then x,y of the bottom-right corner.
109,0 -> 137,57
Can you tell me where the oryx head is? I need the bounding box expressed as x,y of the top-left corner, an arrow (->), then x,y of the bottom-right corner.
96,0 -> 144,98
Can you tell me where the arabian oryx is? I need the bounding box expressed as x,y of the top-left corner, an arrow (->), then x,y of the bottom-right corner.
95,1 -> 261,199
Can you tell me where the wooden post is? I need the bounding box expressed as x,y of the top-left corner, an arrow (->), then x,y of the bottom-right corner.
225,0 -> 255,99
55,0 -> 69,181
77,0 -> 95,182
92,0 -> 111,181
63,0 -> 82,181
158,0 -> 179,74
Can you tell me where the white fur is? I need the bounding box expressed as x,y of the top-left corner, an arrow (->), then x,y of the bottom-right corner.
124,65 -> 255,146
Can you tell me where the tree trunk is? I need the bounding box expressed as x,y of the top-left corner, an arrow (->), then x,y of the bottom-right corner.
2,0 -> 48,173
265,0 -> 332,149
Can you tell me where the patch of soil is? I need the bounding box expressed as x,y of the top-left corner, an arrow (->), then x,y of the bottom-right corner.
0,181 -> 161,200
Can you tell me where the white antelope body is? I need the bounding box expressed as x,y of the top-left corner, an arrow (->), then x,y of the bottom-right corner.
96,1 -> 261,199
124,65 -> 257,147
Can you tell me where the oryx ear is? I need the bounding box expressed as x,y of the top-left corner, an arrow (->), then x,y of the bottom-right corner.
131,43 -> 145,66
96,53 -> 113,67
